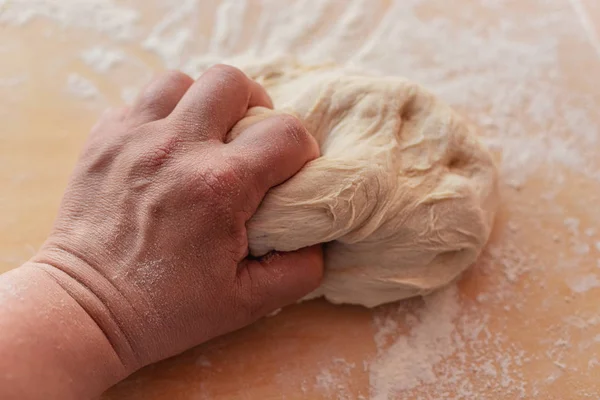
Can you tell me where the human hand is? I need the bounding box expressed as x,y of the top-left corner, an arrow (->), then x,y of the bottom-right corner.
31,65 -> 323,374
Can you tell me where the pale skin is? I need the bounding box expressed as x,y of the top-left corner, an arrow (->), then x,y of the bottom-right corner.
0,65 -> 324,400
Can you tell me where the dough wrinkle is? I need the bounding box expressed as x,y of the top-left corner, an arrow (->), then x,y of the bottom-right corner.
234,61 -> 498,307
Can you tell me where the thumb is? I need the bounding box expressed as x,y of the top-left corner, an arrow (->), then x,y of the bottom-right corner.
236,245 -> 324,320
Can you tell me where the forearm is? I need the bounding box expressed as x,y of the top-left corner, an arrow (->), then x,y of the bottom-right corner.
0,264 -> 128,400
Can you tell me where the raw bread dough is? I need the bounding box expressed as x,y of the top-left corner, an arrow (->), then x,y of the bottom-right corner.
232,61 -> 498,308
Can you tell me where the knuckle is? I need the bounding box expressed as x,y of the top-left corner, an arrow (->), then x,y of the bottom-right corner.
214,162 -> 244,188
192,161 -> 242,200
208,64 -> 247,85
277,113 -> 303,129
161,69 -> 193,87
165,105 -> 212,137
276,114 -> 311,146
153,71 -> 194,99
166,112 -> 198,134
135,71 -> 192,113
224,155 -> 262,211
186,156 -> 259,218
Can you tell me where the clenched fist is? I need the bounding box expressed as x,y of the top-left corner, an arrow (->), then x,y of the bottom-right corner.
0,65 -> 323,400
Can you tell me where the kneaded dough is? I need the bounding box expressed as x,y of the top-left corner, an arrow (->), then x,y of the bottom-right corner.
232,60 -> 498,308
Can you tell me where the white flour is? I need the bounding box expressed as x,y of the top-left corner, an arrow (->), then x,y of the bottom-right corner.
81,46 -> 124,73
0,76 -> 26,87
567,274 -> 600,293
2,0 -> 600,398
0,0 -> 139,40
314,359 -> 357,400
66,73 -> 99,99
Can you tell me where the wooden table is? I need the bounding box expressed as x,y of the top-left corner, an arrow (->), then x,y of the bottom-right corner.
2,1 -> 599,398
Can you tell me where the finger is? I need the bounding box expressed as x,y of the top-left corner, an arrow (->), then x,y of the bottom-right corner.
89,106 -> 130,140
236,246 -> 324,320
225,113 -> 319,205
171,64 -> 273,141
130,70 -> 194,124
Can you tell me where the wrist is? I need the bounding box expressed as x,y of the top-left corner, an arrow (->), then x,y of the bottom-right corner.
32,244 -> 153,369
33,242 -> 188,371
0,263 -> 130,399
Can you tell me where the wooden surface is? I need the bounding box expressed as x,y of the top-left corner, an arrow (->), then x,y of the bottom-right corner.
2,0 -> 600,398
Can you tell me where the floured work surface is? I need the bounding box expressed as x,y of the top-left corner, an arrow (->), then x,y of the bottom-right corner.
1,1 -> 600,398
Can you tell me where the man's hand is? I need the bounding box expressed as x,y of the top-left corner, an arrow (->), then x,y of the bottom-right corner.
28,65 -> 322,379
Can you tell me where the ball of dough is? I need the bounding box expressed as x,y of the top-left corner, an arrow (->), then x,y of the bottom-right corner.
234,61 -> 498,308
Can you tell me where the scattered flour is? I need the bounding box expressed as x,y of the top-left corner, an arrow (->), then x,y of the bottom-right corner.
370,287 -> 463,398
0,0 -> 139,40
314,358 -> 358,400
0,76 -> 26,87
81,46 -> 124,73
208,0 -> 247,55
567,274 -> 600,293
66,73 -> 99,99
141,0 -> 197,69
369,235 -> 531,399
3,0 -> 600,398
564,217 -> 581,235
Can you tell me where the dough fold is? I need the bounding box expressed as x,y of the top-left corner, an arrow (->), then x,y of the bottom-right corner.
232,61 -> 498,307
